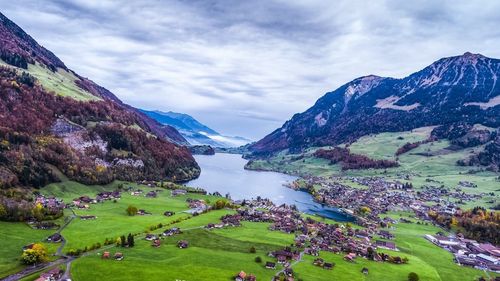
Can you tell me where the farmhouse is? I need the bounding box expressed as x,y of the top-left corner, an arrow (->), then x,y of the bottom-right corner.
35,268 -> 63,281
80,215 -> 96,220
265,262 -> 276,269
114,252 -> 124,261
163,228 -> 181,236
152,239 -> 161,248
163,211 -> 175,216
172,189 -> 187,196
47,233 -> 62,243
178,240 -> 189,248
145,234 -> 158,241
375,240 -> 397,251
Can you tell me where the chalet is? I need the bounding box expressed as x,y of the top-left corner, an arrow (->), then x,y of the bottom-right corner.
375,240 -> 397,251
145,234 -> 158,241
313,258 -> 324,266
284,267 -> 294,277
137,209 -> 151,215
146,191 -> 157,198
22,243 -> 35,251
178,240 -> 189,249
47,233 -> 62,243
114,252 -> 124,261
265,262 -> 276,269
235,271 -> 246,281
172,189 -> 187,196
379,230 -> 394,240
163,228 -> 181,236
131,190 -> 143,196
102,251 -> 110,259
80,215 -> 96,220
163,211 -> 175,217
152,239 -> 161,248
344,253 -> 356,262
323,263 -> 334,270
36,268 -> 63,281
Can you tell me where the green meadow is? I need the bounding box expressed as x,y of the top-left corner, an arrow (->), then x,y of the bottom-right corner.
246,126 -> 499,209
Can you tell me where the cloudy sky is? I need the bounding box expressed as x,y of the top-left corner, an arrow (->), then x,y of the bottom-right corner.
1,0 -> 500,139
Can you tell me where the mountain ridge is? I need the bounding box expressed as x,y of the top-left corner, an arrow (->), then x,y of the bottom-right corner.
0,12 -> 200,188
141,109 -> 252,148
249,52 -> 500,156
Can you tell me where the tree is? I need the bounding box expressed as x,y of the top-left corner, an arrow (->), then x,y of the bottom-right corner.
126,205 -> 138,216
32,203 -> 44,221
249,246 -> 256,253
408,272 -> 419,281
120,235 -> 127,247
127,233 -> 135,247
21,243 -> 48,265
0,203 -> 6,218
213,199 -> 226,210
255,256 -> 262,263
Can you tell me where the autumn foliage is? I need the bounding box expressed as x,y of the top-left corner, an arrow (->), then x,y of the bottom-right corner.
314,147 -> 399,170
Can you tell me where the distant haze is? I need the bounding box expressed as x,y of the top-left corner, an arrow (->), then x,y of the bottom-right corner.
1,0 -> 500,139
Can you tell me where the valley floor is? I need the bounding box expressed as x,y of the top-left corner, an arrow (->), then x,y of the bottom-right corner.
1,178 -> 498,281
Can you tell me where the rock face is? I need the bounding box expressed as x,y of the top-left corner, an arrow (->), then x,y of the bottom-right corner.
0,12 -> 199,188
250,53 -> 500,156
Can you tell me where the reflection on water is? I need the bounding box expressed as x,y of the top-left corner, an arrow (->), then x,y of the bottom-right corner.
186,153 -> 353,222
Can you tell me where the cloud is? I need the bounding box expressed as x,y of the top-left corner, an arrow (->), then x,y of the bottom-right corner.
1,0 -> 500,139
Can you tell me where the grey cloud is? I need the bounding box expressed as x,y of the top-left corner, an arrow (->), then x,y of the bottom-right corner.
1,0 -> 500,139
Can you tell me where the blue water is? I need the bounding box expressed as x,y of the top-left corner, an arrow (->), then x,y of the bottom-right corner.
186,153 -> 353,222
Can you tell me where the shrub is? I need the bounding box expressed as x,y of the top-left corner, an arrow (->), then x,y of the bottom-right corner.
408,272 -> 419,281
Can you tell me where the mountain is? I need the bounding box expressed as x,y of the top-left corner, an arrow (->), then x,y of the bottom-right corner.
141,110 -> 252,148
249,52 -> 500,157
0,12 -> 200,188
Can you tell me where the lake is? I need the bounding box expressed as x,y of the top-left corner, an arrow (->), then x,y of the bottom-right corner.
186,153 -> 354,222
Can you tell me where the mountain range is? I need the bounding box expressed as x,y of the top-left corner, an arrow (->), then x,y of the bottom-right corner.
141,110 -> 252,148
249,52 -> 500,159
0,12 -> 199,188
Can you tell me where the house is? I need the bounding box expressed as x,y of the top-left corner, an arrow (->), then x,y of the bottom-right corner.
344,253 -> 356,262
114,252 -> 124,261
22,243 -> 35,251
137,209 -> 151,215
152,239 -> 161,248
361,267 -> 369,275
47,233 -> 62,243
172,189 -> 187,196
375,240 -> 397,251
163,211 -> 175,217
178,240 -> 189,249
265,262 -> 276,269
323,263 -> 334,270
36,268 -> 63,281
145,234 -> 158,241
313,258 -> 324,266
146,191 -> 157,198
235,271 -> 246,281
80,215 -> 96,220
102,251 -> 110,259
163,228 -> 181,236
246,274 -> 256,281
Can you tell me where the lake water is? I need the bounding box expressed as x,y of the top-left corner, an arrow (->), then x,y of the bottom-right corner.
186,153 -> 354,222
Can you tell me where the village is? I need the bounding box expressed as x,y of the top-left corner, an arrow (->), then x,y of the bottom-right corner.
18,176 -> 500,281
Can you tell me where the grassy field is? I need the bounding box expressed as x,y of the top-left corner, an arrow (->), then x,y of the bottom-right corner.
0,222 -> 54,278
2,178 -> 497,281
0,59 -> 100,101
